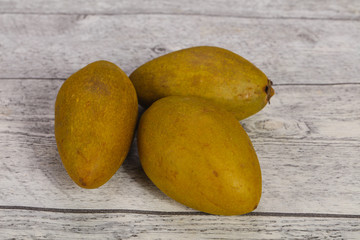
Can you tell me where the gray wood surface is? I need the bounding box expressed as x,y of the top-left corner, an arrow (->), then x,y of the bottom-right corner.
0,13 -> 359,84
1,209 -> 359,239
0,0 -> 360,239
2,0 -> 360,20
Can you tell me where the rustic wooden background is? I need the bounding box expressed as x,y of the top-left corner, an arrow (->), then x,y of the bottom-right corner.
0,0 -> 360,239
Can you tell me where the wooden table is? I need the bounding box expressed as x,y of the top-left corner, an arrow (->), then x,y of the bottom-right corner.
1,1 -> 359,239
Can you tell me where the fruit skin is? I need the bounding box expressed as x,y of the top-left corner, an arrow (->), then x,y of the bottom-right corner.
55,60 -> 138,189
130,46 -> 274,120
137,96 -> 262,215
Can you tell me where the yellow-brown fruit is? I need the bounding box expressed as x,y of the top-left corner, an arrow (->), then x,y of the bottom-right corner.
55,60 -> 138,189
130,46 -> 274,120
137,96 -> 262,215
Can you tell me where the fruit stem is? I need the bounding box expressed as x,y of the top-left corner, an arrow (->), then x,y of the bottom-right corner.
266,79 -> 275,103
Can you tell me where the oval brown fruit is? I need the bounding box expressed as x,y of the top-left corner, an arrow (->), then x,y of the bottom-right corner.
55,60 -> 138,188
130,46 -> 274,120
137,96 -> 262,215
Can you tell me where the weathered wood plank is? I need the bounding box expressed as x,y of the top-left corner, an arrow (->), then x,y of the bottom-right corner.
243,84 -> 360,143
2,133 -> 359,214
0,209 -> 359,239
1,80 -> 359,143
0,14 -> 359,83
1,0 -> 360,20
0,80 -> 359,214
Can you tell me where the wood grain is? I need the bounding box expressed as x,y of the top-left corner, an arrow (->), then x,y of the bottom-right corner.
0,209 -> 359,239
1,0 -> 360,20
0,14 -> 359,83
1,80 -> 359,214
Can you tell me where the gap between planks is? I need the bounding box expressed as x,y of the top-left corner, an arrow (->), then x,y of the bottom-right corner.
0,12 -> 359,22
1,205 -> 360,219
0,78 -> 359,86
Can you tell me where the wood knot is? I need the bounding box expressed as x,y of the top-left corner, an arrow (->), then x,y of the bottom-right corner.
151,46 -> 167,54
